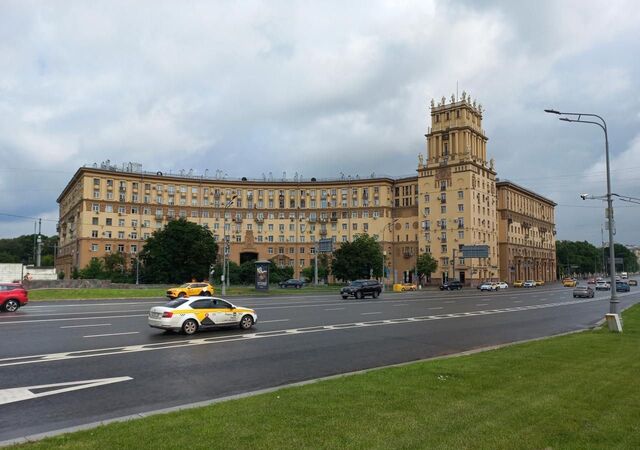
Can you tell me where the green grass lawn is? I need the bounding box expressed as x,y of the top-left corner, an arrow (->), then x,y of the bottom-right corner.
12,305 -> 640,449
28,284 -> 345,301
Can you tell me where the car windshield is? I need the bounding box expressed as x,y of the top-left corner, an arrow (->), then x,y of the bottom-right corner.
178,283 -> 190,288
349,282 -> 363,287
165,299 -> 189,308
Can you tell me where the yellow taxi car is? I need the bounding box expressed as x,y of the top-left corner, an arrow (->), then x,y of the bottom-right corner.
562,278 -> 578,287
535,280 -> 545,286
513,280 -> 524,288
401,283 -> 417,291
166,282 -> 214,299
149,296 -> 257,335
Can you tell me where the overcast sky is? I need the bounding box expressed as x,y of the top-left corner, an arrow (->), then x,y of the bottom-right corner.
1,0 -> 639,246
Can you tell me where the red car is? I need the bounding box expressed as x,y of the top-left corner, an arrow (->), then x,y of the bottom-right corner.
0,283 -> 29,312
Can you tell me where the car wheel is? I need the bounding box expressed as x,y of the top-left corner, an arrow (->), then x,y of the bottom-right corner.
200,291 -> 211,296
3,299 -> 19,312
356,291 -> 363,299
373,290 -> 379,298
296,285 -> 301,289
178,292 -> 186,298
181,319 -> 199,335
341,295 -> 348,299
239,315 -> 254,330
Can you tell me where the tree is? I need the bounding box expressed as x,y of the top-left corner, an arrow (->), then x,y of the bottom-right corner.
604,244 -> 639,273
331,234 -> 383,282
556,240 -> 604,277
269,264 -> 294,284
212,261 -> 240,285
301,254 -> 330,282
239,260 -> 257,285
416,252 -> 438,282
78,257 -> 107,279
140,219 -> 218,284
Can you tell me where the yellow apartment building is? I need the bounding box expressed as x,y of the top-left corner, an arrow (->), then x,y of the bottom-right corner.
56,94 -> 556,285
56,168 -> 419,283
496,180 -> 557,283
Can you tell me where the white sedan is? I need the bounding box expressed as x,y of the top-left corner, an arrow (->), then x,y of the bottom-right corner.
479,282 -> 498,291
148,297 -> 258,335
495,282 -> 509,289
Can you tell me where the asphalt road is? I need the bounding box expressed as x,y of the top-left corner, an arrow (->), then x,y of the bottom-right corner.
1,285 -> 638,444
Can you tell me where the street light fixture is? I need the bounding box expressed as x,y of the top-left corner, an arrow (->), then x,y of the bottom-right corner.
221,195 -> 238,296
545,108 -> 620,326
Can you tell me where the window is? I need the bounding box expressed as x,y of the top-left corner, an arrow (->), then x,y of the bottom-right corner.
105,244 -> 111,252
458,190 -> 464,199
92,203 -> 99,212
441,205 -> 446,213
91,244 -> 98,252
458,204 -> 464,212
117,244 -> 125,252
92,217 -> 99,225
91,230 -> 98,238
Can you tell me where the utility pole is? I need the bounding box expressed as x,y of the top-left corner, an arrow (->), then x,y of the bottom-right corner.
36,218 -> 42,267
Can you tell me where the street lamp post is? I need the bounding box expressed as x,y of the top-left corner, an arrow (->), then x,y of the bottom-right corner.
221,195 -> 237,296
545,109 -> 619,320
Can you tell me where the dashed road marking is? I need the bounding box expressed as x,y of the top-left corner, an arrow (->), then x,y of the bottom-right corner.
361,312 -> 382,315
429,307 -> 443,310
60,323 -> 112,329
477,303 -> 489,306
84,332 -> 140,338
392,304 -> 409,307
324,308 -> 345,311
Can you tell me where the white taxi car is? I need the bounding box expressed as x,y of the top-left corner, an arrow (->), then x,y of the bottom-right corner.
479,282 -> 497,291
148,297 -> 257,335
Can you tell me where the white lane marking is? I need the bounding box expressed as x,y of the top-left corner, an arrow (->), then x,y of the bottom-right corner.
260,319 -> 289,323
429,307 -> 443,310
29,301 -> 164,308
0,296 -> 607,368
84,332 -> 140,338
16,309 -> 152,318
0,314 -> 148,325
361,312 -> 382,315
324,308 -> 345,311
60,323 -> 112,329
392,304 -> 409,307
0,377 -> 132,406
477,303 -> 489,306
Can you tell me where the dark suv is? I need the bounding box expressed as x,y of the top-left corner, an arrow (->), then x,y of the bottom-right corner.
0,283 -> 29,312
341,280 -> 382,299
440,280 -> 463,291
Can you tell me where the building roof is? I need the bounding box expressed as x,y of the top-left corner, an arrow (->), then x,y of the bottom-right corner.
496,179 -> 556,206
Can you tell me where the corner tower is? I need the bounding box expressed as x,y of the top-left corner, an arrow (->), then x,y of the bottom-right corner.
417,92 -> 499,284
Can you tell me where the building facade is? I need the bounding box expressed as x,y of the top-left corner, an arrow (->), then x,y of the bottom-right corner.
496,180 -> 557,283
56,94 -> 556,284
55,169 -> 420,283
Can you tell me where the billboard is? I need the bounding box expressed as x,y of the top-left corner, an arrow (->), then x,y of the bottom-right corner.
254,260 -> 271,291
318,238 -> 333,253
461,245 -> 489,258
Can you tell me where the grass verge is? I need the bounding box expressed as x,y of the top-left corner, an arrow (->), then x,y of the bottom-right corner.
12,305 -> 640,449
28,285 -> 345,301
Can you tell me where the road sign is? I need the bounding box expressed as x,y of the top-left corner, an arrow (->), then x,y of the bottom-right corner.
318,238 -> 333,253
461,245 -> 489,258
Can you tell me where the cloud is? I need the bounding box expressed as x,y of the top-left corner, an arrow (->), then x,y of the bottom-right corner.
0,0 -> 639,246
